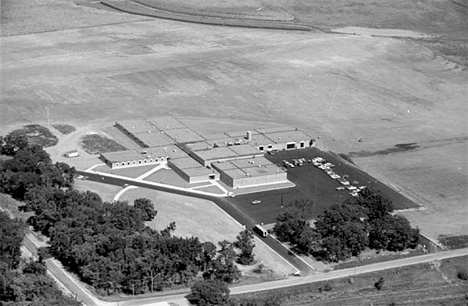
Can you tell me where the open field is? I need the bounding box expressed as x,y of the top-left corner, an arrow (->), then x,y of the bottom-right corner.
0,0 -> 148,36
1,0 -> 467,245
90,0 -> 468,37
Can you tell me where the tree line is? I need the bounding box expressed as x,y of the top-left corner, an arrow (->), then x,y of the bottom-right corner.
273,188 -> 420,262
0,134 -> 256,296
0,211 -> 82,306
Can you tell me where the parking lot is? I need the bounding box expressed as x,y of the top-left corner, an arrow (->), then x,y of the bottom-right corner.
228,148 -> 420,225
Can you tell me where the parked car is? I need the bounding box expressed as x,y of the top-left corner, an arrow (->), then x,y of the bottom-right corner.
251,200 -> 262,205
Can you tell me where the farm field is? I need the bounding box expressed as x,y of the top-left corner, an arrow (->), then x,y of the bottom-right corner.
1,0 -> 467,246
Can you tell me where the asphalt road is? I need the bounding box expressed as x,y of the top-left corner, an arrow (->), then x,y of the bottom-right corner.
75,170 -> 314,274
23,217 -> 468,306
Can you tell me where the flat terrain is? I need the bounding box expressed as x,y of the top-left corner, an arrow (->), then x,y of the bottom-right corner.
231,148 -> 419,225
1,0 -> 467,244
119,187 -> 296,277
249,256 -> 468,306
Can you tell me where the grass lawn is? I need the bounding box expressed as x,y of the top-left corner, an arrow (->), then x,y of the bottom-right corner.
119,187 -> 296,276
143,168 -> 194,187
94,163 -> 157,178
191,184 -> 225,194
73,180 -> 122,203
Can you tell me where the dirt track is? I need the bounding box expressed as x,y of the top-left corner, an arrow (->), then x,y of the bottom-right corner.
1,5 -> 467,240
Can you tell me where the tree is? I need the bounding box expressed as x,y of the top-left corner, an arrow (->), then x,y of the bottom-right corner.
320,236 -> 348,262
0,134 -> 28,156
0,211 -> 26,269
385,215 -> 419,251
345,188 -> 393,221
296,226 -> 321,255
314,203 -> 369,261
233,229 -> 255,265
134,198 -> 157,221
0,133 -> 242,295
23,260 -> 47,275
273,200 -> 312,245
188,279 -> 230,306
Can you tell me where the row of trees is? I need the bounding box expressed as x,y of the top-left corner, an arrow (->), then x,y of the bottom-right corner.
273,188 -> 419,262
0,211 -> 82,306
0,134 -> 257,296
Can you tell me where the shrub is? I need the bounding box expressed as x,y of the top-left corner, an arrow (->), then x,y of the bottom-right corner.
374,277 -> 385,290
188,279 -> 230,306
457,268 -> 468,281
252,263 -> 264,274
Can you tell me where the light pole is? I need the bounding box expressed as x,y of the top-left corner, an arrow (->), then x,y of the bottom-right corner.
45,106 -> 50,125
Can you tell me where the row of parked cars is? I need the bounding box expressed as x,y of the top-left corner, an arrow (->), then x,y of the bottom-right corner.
282,158 -> 311,168
311,157 -> 366,197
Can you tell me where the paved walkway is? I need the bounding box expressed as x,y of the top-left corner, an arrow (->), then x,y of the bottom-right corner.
87,169 -> 228,198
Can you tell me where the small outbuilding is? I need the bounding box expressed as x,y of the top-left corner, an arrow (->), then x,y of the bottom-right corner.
64,150 -> 79,158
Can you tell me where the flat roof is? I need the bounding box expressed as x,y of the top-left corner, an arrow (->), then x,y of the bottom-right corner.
133,131 -> 175,147
212,161 -> 237,171
229,157 -> 274,169
222,168 -> 247,180
212,157 -> 274,172
159,145 -> 189,159
182,167 -> 219,177
223,164 -> 286,179
147,116 -> 186,131
182,141 -> 213,151
201,133 -> 229,140
101,150 -> 144,163
164,128 -> 205,143
206,137 -> 238,147
256,126 -> 296,134
264,130 -> 312,144
116,119 -> 157,134
144,145 -> 189,159
169,157 -> 204,169
192,146 -> 240,162
244,164 -> 287,177
225,130 -> 253,138
229,144 -> 261,156
249,134 -> 274,146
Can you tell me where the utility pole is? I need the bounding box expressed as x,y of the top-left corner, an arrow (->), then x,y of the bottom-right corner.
45,106 -> 50,125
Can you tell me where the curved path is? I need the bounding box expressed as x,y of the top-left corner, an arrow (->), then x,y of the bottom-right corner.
100,0 -> 313,32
